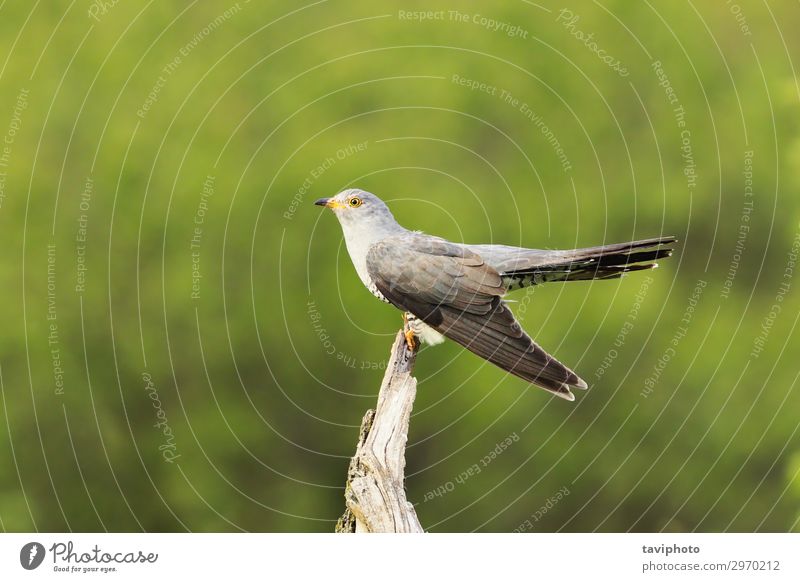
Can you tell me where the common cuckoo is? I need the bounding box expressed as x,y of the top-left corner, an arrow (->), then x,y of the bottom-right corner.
315,189 -> 675,400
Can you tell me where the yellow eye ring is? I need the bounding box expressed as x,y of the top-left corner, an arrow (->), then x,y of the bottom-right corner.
348,197 -> 363,208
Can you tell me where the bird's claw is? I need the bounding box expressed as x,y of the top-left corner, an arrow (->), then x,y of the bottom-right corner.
404,328 -> 418,351
402,313 -> 418,351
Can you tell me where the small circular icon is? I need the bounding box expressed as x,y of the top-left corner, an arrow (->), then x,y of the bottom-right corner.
20,542 -> 46,570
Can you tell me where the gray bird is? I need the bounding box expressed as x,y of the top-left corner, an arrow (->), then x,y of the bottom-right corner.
315,189 -> 675,400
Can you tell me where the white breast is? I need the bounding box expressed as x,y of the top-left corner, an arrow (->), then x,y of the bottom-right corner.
341,224 -> 373,285
339,223 -> 388,304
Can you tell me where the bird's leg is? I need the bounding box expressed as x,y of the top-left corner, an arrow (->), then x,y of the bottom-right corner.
402,312 -> 418,351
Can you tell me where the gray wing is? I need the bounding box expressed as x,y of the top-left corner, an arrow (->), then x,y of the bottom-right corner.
366,235 -> 587,400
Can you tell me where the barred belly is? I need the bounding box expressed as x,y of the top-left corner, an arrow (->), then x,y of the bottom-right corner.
366,278 -> 444,345
406,312 -> 445,346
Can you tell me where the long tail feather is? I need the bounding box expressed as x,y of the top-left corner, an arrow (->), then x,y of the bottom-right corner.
502,236 -> 676,288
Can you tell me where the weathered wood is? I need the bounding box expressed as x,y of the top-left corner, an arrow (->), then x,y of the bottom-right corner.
335,329 -> 423,533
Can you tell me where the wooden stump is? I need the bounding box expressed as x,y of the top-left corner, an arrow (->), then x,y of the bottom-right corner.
335,329 -> 423,533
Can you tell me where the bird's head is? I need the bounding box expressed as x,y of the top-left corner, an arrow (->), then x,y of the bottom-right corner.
314,189 -> 399,232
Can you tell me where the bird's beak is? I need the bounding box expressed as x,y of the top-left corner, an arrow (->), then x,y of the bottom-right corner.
314,197 -> 343,209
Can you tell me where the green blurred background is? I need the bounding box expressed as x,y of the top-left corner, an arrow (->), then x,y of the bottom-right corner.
1,1 -> 798,532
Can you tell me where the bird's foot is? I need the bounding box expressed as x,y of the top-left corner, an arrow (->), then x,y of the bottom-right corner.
404,329 -> 418,351
402,313 -> 419,351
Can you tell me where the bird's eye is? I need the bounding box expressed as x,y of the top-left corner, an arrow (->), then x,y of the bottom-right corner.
348,197 -> 363,208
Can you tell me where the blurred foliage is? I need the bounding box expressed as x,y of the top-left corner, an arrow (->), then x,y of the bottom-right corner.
0,0 -> 798,532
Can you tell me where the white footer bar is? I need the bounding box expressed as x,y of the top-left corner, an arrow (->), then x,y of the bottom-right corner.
1,533 -> 796,580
